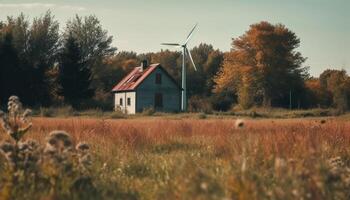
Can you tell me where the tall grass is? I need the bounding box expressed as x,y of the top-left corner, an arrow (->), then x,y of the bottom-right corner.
1,117 -> 348,199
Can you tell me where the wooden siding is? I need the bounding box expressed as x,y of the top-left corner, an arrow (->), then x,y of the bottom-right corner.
114,92 -> 136,114
136,67 -> 181,112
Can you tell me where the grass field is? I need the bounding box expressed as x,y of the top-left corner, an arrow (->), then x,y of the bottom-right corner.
1,116 -> 350,199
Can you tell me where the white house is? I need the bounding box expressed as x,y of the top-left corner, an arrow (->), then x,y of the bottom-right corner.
111,61 -> 181,114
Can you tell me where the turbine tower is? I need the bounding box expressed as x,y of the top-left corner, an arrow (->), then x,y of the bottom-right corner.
161,24 -> 198,112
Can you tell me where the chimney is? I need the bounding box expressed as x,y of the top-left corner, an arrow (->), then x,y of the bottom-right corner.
140,60 -> 148,72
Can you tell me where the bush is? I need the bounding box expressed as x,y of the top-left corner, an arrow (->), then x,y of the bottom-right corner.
197,113 -> 207,119
142,107 -> 155,116
188,96 -> 213,114
39,106 -> 77,117
40,107 -> 55,117
211,93 -> 235,112
110,109 -> 126,119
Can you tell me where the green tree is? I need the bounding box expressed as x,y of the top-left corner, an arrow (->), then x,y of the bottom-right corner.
2,11 -> 60,106
65,15 -> 117,91
58,34 -> 93,107
0,32 -> 22,104
189,44 -> 223,96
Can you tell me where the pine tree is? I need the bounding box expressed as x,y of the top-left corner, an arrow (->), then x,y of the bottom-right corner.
0,32 -> 22,104
58,34 -> 93,107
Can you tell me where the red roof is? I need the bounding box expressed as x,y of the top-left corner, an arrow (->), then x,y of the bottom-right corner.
112,63 -> 161,92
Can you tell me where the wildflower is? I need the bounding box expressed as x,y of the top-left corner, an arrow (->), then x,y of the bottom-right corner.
76,142 -> 90,152
101,162 -> 108,170
21,109 -> 32,123
235,119 -> 245,128
0,96 -> 32,141
328,156 -> 344,168
8,95 -> 22,116
79,153 -> 92,168
17,139 -> 40,168
274,157 -> 286,170
76,142 -> 92,169
0,141 -> 15,165
0,114 -> 12,135
45,130 -> 73,153
25,139 -> 39,151
0,110 -> 4,118
241,157 -> 247,173
200,182 -> 208,191
0,141 -> 15,154
275,157 -> 286,168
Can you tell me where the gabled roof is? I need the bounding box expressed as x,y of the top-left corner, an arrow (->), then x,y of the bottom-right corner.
112,63 -> 181,92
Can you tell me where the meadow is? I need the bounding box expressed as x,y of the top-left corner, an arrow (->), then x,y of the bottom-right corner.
1,115 -> 350,200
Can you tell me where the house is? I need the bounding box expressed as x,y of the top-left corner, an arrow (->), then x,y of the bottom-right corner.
111,61 -> 182,114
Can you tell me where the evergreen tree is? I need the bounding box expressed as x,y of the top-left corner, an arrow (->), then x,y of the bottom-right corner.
58,34 -> 93,107
0,32 -> 22,105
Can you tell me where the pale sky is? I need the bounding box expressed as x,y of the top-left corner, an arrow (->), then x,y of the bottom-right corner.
0,0 -> 349,76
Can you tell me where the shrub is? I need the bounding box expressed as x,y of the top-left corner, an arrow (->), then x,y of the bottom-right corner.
39,106 -> 77,117
40,107 -> 55,117
142,107 -> 155,116
188,96 -> 213,114
197,113 -> 207,119
110,108 -> 126,119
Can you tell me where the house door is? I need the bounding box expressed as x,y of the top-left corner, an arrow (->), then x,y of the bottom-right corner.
155,93 -> 163,108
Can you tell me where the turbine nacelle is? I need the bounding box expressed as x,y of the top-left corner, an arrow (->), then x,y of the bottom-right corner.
161,23 -> 198,71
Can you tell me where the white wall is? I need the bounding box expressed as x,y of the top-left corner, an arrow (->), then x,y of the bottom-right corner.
114,92 -> 136,114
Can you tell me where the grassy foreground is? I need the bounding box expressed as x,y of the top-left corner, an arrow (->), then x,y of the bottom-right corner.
1,117 -> 350,199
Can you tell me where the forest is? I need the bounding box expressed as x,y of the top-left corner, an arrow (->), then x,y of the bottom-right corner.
0,11 -> 349,112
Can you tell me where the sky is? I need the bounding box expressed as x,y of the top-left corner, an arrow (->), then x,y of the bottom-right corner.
0,0 -> 349,76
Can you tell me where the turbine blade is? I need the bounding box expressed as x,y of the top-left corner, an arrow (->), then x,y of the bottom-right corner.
186,47 -> 197,71
184,23 -> 198,45
161,43 -> 181,46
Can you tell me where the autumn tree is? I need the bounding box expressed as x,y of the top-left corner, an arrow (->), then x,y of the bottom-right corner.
147,50 -> 182,82
99,51 -> 140,92
214,21 -> 308,109
319,69 -> 350,112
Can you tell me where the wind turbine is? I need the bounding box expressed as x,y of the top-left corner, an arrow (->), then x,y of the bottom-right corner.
161,24 -> 198,112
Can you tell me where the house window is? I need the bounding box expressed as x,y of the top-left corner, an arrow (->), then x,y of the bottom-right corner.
155,93 -> 163,108
127,98 -> 131,106
155,73 -> 162,84
120,98 -> 123,106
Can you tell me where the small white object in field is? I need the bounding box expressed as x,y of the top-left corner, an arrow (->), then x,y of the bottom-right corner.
235,119 -> 245,128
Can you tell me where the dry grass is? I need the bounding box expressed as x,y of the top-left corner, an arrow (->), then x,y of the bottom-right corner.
1,116 -> 350,199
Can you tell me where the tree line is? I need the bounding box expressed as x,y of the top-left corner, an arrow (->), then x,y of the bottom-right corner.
0,12 -> 349,112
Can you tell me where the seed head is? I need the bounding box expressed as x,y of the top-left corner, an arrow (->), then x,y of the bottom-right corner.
45,130 -> 73,155
8,96 -> 19,102
0,110 -> 4,118
21,109 -> 32,123
8,96 -> 22,115
0,141 -> 15,154
235,119 -> 245,128
76,142 -> 90,152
